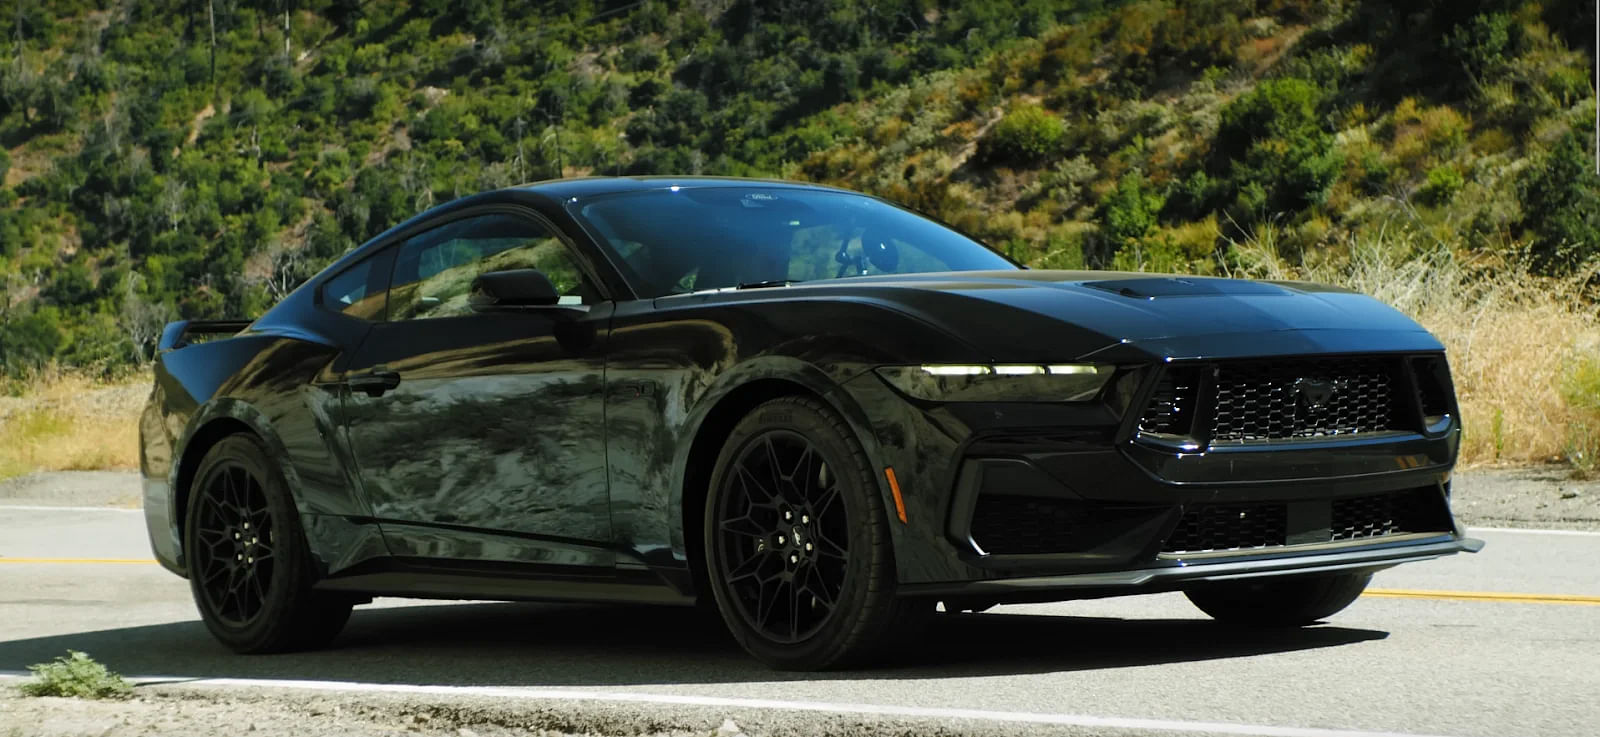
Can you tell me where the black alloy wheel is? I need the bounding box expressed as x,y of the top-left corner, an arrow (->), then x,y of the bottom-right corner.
714,429 -> 850,643
704,396 -> 927,670
191,462 -> 277,626
185,434 -> 354,653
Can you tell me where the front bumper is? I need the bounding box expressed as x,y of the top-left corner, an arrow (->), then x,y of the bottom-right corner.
901,532 -> 1483,601
840,361 -> 1473,591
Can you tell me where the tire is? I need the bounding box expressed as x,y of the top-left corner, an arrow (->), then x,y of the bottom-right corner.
1184,572 -> 1372,627
184,434 -> 354,653
703,396 -> 923,670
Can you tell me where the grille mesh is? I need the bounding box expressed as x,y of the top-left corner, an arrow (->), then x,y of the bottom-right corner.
1211,357 -> 1400,442
1163,503 -> 1287,553
1331,493 -> 1401,540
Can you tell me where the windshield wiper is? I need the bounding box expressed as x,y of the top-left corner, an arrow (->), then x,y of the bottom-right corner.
736,279 -> 802,289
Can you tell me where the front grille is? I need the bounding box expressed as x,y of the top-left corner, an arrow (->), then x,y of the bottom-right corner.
1163,503 -> 1287,553
1165,488 -> 1452,554
1212,357 -> 1400,441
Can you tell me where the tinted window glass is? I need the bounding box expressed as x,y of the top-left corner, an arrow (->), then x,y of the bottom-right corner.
320,258 -> 385,320
387,214 -> 596,321
571,188 -> 1016,298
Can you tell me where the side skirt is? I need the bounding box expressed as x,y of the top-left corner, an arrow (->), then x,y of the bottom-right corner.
313,557 -> 696,606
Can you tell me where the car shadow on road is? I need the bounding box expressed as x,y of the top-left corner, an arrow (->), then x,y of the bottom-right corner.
0,599 -> 1388,685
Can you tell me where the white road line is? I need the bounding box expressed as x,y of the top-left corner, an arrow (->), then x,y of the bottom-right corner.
0,672 -> 1461,737
0,505 -> 143,513
1468,526 -> 1600,537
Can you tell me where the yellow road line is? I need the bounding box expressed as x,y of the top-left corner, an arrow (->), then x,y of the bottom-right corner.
1365,588 -> 1600,606
0,558 -> 158,565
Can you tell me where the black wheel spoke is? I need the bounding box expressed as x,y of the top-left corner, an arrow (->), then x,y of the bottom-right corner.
813,530 -> 847,561
801,565 -> 837,609
811,484 -> 841,519
755,580 -> 781,630
761,438 -> 788,501
725,552 -> 767,584
720,514 -> 766,540
735,465 -> 778,505
788,579 -> 802,640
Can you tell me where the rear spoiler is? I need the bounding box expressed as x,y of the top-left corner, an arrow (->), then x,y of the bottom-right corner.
157,319 -> 254,353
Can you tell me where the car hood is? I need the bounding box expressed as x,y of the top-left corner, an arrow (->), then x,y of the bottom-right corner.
800,270 -> 1443,362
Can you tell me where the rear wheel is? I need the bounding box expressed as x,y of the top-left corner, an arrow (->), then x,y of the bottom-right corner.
703,396 -> 921,670
1184,572 -> 1372,627
185,434 -> 353,653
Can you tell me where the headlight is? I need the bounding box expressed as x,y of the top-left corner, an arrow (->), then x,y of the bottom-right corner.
875,364 -> 1115,402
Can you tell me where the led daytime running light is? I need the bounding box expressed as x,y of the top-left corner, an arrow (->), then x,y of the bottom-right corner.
919,364 -> 1102,376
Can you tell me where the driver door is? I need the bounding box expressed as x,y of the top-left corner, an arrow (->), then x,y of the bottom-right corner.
340,210 -> 613,570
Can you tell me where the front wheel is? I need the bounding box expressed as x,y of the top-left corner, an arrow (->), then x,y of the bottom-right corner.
703,396 -> 921,670
185,434 -> 354,653
1184,572 -> 1372,627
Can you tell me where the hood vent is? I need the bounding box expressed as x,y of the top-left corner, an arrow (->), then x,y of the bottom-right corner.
1083,277 -> 1292,299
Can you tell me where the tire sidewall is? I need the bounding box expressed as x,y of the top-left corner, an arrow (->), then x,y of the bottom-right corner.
703,399 -> 888,667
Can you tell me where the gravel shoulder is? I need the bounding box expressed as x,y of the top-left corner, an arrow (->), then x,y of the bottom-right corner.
0,684 -> 1123,737
0,471 -> 142,509
2,466 -> 1597,530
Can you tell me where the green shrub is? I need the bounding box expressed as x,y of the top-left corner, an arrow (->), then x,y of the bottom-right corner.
1419,165 -> 1464,205
1099,171 -> 1166,247
20,651 -> 131,699
1443,13 -> 1520,84
981,104 -> 1067,163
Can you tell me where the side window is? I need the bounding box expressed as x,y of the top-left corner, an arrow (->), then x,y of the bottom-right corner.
320,257 -> 386,320
387,214 -> 597,321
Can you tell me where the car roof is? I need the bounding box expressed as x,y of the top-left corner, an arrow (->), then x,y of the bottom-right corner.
310,177 -> 864,299
514,175 -> 855,202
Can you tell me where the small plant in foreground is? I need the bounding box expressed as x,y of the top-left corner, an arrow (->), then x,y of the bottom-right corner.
19,651 -> 132,699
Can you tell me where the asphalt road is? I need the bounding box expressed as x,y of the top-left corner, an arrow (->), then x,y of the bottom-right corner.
2,505 -> 1597,737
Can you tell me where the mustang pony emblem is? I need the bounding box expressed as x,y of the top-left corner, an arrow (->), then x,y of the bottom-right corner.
1295,378 -> 1337,410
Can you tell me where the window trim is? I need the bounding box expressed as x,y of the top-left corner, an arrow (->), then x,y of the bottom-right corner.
379,205 -> 609,323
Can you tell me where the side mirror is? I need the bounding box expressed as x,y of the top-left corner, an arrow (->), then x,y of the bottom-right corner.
469,269 -> 560,310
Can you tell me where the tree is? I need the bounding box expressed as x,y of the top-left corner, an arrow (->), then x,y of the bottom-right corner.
1212,77 -> 1339,218
1520,134 -> 1600,277
119,272 -> 174,364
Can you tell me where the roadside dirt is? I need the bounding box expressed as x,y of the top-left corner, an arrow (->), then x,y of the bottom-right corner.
0,472 -> 142,509
1448,465 -> 1600,530
2,466 -> 1597,530
0,685 -> 1048,737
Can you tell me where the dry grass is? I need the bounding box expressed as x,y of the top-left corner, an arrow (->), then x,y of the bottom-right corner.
1230,227 -> 1600,467
0,369 -> 147,481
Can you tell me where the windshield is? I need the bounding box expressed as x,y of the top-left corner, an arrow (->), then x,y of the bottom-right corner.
570,187 -> 1018,298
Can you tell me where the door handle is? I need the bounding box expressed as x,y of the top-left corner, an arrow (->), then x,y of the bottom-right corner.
346,367 -> 401,397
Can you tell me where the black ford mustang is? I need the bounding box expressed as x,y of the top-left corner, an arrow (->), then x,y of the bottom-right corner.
140,177 -> 1481,669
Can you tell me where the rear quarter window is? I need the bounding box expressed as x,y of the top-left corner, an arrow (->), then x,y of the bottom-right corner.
320,258 -> 386,320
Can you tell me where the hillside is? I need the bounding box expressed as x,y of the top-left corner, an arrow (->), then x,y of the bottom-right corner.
1,0 -> 1598,466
